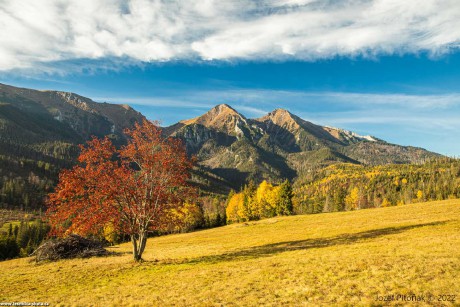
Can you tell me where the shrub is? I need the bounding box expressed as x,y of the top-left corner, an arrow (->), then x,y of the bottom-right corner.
0,237 -> 20,260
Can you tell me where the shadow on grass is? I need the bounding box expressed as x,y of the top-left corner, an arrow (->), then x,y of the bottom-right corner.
153,220 -> 449,266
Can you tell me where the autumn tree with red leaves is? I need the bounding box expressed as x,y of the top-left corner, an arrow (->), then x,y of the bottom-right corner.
47,120 -> 196,261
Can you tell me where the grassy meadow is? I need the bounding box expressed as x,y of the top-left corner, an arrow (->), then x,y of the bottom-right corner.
1,199 -> 459,306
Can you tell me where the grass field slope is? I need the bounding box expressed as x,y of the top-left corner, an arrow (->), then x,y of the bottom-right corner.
1,200 -> 459,306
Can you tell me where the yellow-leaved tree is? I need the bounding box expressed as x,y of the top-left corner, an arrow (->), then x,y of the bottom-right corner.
265,185 -> 281,217
226,180 -> 294,224
416,190 -> 424,202
381,198 -> 391,207
345,187 -> 360,210
103,221 -> 119,245
226,193 -> 244,224
255,180 -> 274,217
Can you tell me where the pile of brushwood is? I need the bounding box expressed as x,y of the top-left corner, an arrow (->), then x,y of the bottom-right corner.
34,234 -> 109,262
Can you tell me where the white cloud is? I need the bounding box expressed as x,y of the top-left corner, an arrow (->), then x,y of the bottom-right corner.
306,92 -> 460,109
96,88 -> 460,121
94,88 -> 460,154
93,96 -> 213,109
0,0 -> 459,72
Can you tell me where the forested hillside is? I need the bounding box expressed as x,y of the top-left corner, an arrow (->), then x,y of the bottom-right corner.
293,158 -> 460,214
219,158 -> 460,224
0,83 -> 145,211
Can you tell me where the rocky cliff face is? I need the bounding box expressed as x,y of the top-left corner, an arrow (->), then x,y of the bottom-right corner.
166,104 -> 440,188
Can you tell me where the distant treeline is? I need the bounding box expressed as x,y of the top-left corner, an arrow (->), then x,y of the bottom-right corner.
103,195 -> 228,246
292,158 -> 460,214
220,158 -> 460,222
225,180 -> 294,223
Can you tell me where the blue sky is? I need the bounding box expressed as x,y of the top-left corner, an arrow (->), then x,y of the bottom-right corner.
0,0 -> 459,156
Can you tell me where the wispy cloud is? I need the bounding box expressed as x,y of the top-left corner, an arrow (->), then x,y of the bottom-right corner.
305,111 -> 460,131
0,0 -> 459,73
96,88 -> 460,124
94,92 -> 270,118
94,88 -> 460,154
93,96 -> 213,109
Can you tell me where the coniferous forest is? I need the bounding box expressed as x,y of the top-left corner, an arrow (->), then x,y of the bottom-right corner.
293,158 -> 460,214
223,157 -> 460,221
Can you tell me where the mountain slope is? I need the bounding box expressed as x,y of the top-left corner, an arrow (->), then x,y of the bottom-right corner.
166,104 -> 440,189
0,83 -> 145,140
0,83 -> 145,210
167,104 -> 293,187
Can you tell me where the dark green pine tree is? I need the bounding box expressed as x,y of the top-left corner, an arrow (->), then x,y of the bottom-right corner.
0,237 -> 20,260
277,179 -> 294,216
215,212 -> 222,226
8,223 -> 13,237
13,225 -> 19,239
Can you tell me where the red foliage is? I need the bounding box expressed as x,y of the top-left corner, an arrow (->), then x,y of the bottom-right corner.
47,120 -> 196,260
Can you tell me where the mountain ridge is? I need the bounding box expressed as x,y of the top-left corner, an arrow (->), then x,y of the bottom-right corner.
0,83 -> 146,210
0,83 -> 145,139
0,82 -> 441,209
166,104 -> 441,188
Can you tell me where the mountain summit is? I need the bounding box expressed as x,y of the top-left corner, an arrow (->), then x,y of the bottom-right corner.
259,108 -> 301,129
166,104 -> 440,188
180,104 -> 249,135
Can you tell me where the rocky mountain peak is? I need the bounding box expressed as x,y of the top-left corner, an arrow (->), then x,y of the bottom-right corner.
269,108 -> 297,120
257,108 -> 302,132
180,104 -> 248,134
213,103 -> 239,114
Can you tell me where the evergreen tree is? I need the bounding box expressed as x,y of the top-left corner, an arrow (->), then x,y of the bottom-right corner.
0,237 -> 20,260
276,180 -> 294,216
13,225 -> 19,239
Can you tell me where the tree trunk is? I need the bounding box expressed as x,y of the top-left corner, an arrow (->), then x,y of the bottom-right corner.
131,232 -> 148,261
138,233 -> 147,257
131,235 -> 140,261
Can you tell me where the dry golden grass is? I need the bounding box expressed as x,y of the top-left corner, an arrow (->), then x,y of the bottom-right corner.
1,199 -> 459,306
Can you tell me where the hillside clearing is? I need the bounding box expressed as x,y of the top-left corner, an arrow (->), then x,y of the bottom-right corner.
1,199 -> 459,306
